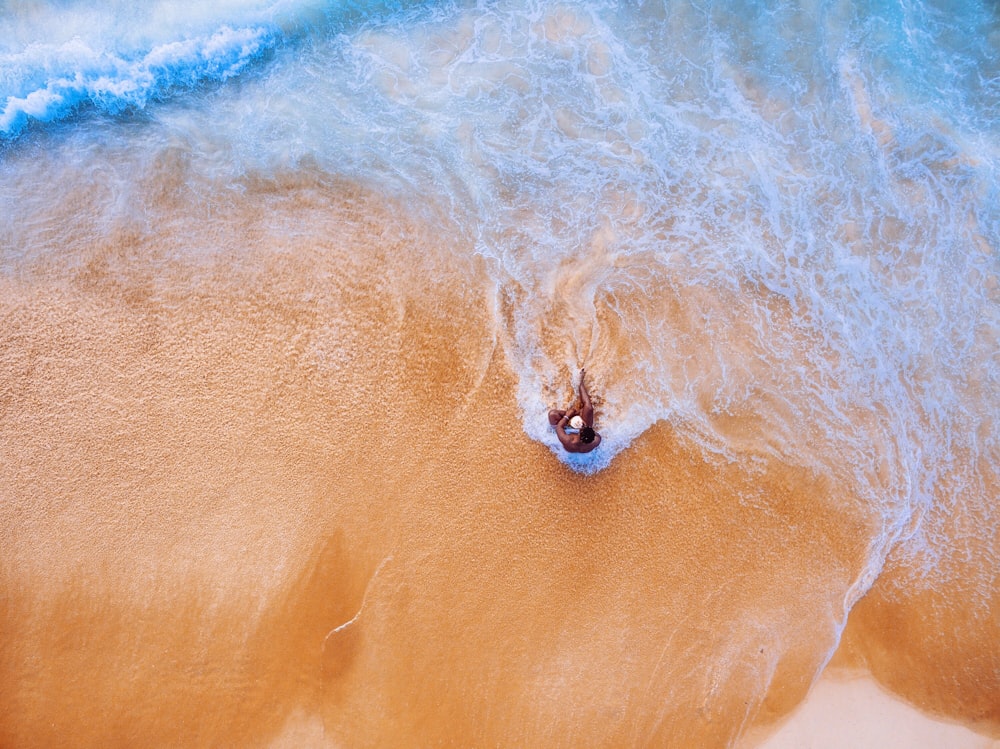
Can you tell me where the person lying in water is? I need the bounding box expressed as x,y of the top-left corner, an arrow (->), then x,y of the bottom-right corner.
548,368 -> 602,453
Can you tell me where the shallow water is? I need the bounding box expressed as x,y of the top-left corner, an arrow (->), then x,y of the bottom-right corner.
1,0 -> 998,745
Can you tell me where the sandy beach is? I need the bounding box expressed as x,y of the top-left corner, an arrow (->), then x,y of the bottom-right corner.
2,0 -> 999,745
2,178 -> 997,746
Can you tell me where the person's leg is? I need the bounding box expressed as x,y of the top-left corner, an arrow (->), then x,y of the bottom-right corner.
548,409 -> 566,426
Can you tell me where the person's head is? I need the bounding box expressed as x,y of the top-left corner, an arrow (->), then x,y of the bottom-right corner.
580,426 -> 596,444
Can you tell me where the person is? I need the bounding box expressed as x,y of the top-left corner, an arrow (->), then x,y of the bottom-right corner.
547,368 -> 602,453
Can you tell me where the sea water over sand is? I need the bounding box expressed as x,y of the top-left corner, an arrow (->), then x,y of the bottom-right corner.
1,0 -> 998,746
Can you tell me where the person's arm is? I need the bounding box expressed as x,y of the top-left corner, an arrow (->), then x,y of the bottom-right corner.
578,371 -> 594,426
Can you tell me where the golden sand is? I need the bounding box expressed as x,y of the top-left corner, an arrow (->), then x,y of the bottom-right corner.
1,176 -> 996,746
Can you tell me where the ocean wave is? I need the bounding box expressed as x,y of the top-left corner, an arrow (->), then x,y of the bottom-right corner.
0,0 -> 423,138
0,25 -> 276,136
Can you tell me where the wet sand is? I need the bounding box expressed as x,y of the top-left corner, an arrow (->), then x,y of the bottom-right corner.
1,177 -> 997,746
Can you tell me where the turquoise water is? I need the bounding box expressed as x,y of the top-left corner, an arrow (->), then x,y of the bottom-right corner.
2,0 -> 998,611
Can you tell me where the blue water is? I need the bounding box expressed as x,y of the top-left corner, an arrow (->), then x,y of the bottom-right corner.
2,0 -> 998,592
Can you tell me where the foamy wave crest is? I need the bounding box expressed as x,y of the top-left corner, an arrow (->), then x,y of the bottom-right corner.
0,0 -> 420,138
0,25 -> 275,136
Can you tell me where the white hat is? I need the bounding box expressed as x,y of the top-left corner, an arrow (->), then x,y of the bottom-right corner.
569,415 -> 585,430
